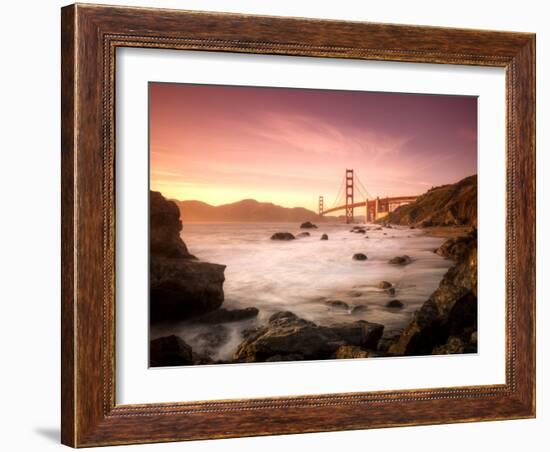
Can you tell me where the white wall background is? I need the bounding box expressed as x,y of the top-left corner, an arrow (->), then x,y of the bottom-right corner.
0,1 -> 545,451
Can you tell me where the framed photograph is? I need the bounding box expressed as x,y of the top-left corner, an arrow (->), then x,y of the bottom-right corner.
61,3 -> 535,447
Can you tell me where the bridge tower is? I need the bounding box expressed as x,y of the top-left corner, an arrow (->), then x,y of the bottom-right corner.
318,196 -> 324,216
345,169 -> 354,224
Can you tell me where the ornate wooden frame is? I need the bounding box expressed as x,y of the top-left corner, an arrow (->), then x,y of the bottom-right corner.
61,3 -> 536,447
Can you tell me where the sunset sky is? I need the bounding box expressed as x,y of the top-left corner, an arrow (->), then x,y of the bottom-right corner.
149,83 -> 477,212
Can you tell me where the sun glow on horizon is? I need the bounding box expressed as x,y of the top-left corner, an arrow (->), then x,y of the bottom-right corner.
150,83 -> 477,212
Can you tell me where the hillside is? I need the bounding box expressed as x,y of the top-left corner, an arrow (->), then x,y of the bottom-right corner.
382,175 -> 477,227
173,198 -> 322,223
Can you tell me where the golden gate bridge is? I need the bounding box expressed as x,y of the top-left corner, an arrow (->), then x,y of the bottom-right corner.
318,169 -> 418,224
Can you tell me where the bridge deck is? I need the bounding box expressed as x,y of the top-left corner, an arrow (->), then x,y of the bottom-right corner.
322,196 -> 417,216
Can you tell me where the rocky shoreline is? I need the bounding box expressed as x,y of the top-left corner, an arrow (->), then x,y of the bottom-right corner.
150,180 -> 478,366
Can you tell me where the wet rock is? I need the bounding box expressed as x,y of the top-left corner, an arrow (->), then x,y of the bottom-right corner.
150,335 -> 193,367
388,255 -> 412,265
378,281 -> 392,289
386,287 -> 396,296
386,299 -> 404,309
150,258 -> 226,322
271,232 -> 295,240
389,234 -> 477,356
334,345 -> 372,359
265,354 -> 306,362
296,232 -> 311,238
325,300 -> 350,310
327,320 -> 384,349
436,229 -> 477,261
234,312 -> 384,363
353,253 -> 368,261
149,191 -> 226,323
351,304 -> 368,314
195,307 -> 259,324
300,221 -> 318,229
432,336 -> 465,355
320,234 -> 329,240
234,311 -> 345,362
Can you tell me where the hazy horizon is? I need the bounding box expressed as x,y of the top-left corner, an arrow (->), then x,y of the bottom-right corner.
150,83 -> 477,212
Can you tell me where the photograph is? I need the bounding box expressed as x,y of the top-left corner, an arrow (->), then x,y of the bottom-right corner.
148,83 -> 479,367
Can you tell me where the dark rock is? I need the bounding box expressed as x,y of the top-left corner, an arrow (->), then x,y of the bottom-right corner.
150,258 -> 225,322
149,191 -> 226,323
432,336 -> 465,355
234,311 -> 383,363
320,234 -> 329,240
328,320 -> 384,349
234,311 -> 345,362
265,354 -> 306,362
325,300 -> 349,310
378,281 -> 392,289
271,232 -> 295,241
389,234 -> 477,356
386,299 -> 404,309
195,307 -> 259,324
296,232 -> 311,238
388,255 -> 412,265
351,304 -> 368,314
334,345 -> 372,359
150,191 -> 194,259
386,287 -> 396,296
300,221 -> 318,229
150,335 -> 193,367
353,253 -> 368,261
436,229 -> 477,261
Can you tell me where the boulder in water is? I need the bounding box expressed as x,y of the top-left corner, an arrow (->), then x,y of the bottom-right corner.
388,255 -> 412,265
320,233 -> 329,240
300,221 -> 318,229
386,299 -> 404,309
296,232 -> 311,238
271,232 -> 295,241
353,253 -> 368,261
325,300 -> 349,310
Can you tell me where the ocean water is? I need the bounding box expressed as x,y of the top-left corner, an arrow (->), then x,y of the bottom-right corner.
151,222 -> 453,361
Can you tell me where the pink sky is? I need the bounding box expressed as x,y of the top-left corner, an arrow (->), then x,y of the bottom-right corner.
149,83 -> 477,212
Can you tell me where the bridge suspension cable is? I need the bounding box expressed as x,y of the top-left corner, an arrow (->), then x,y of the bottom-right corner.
355,173 -> 375,200
329,175 -> 346,210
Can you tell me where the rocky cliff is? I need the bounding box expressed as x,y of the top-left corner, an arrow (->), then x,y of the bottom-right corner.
149,191 -> 226,323
388,229 -> 477,356
383,175 -> 477,227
